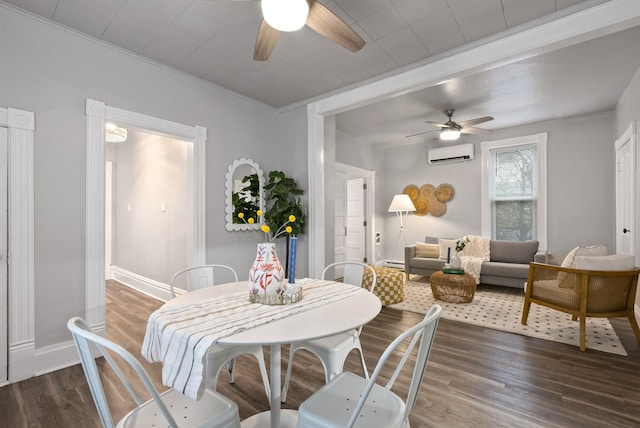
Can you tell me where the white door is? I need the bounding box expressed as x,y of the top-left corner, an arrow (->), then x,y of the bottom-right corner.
615,124 -> 636,257
0,127 -> 7,383
334,173 -> 347,278
346,178 -> 365,263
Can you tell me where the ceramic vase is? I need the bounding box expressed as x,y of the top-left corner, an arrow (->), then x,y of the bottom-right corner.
450,254 -> 462,269
249,243 -> 285,298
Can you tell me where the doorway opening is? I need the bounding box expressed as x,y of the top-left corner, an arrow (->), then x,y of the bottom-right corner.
106,128 -> 191,299
85,99 -> 206,335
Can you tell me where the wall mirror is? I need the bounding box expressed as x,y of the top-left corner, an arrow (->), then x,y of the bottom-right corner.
225,158 -> 264,231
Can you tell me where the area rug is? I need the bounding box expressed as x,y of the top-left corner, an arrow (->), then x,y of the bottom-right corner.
388,275 -> 627,356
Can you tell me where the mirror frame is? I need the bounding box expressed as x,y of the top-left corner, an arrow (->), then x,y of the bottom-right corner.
225,157 -> 264,231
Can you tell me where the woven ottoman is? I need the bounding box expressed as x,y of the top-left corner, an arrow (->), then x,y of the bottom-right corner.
361,265 -> 404,306
430,271 -> 476,303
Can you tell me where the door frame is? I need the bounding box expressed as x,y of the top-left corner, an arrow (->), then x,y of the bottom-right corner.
85,99 -> 206,335
0,127 -> 6,384
615,122 -> 636,257
0,107 -> 35,384
335,163 -> 375,265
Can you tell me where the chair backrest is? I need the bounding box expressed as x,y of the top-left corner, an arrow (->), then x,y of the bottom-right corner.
67,317 -> 178,428
322,261 -> 377,293
347,304 -> 442,428
170,264 -> 239,297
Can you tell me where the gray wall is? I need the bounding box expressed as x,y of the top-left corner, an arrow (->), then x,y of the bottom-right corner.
275,106 -> 310,278
363,110 -> 616,265
112,130 -> 189,285
335,129 -> 377,171
1,6 -> 283,348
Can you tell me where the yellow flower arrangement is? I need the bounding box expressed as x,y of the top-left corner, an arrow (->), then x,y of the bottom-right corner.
237,210 -> 296,242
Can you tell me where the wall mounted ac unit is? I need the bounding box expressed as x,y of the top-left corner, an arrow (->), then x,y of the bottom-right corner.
428,143 -> 474,164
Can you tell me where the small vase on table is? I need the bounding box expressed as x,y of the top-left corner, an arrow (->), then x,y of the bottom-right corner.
450,253 -> 462,269
249,243 -> 285,299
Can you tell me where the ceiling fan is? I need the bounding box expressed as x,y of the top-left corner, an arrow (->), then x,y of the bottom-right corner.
406,109 -> 494,141
215,0 -> 366,61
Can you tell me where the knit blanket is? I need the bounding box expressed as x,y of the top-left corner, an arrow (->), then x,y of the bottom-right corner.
460,235 -> 490,284
141,278 -> 366,400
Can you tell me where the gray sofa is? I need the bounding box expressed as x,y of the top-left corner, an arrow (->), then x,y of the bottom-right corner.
404,237 -> 548,288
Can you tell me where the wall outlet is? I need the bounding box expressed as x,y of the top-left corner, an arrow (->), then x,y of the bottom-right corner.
375,232 -> 381,245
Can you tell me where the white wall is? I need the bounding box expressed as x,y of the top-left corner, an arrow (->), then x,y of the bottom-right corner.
0,5 -> 281,349
367,111 -> 616,264
112,130 -> 189,285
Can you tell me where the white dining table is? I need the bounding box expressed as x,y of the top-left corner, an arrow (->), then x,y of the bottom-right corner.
159,279 -> 382,428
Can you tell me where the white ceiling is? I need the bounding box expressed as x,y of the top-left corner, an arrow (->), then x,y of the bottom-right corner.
7,0 -> 640,146
337,24 -> 640,147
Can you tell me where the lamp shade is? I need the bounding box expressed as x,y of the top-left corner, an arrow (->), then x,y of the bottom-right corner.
388,194 -> 416,212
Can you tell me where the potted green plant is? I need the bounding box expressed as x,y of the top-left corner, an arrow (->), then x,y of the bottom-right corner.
264,170 -> 306,276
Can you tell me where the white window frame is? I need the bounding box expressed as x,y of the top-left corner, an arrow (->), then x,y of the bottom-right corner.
481,133 -> 547,249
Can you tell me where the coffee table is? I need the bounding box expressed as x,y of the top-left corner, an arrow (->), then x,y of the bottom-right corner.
430,271 -> 476,303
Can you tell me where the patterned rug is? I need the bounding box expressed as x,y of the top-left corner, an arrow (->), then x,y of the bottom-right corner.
388,275 -> 627,356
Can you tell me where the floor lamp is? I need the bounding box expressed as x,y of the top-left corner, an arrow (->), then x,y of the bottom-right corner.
388,194 -> 416,266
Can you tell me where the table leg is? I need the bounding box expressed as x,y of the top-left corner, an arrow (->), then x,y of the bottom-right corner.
241,344 -> 298,428
270,344 -> 281,427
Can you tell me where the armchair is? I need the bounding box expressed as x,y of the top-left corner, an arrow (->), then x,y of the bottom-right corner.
521,256 -> 640,351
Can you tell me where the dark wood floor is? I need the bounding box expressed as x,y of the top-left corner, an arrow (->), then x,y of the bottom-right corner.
1,280 -> 639,427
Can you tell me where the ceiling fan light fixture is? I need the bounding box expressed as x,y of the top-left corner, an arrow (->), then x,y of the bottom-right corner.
440,127 -> 461,141
261,0 -> 309,32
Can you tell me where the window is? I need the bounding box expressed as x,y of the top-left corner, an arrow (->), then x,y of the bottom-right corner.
481,133 -> 547,248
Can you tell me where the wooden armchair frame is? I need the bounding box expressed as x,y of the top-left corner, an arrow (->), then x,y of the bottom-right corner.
522,262 -> 640,351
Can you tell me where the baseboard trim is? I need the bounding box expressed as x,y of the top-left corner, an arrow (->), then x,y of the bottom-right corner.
35,340 -> 81,376
8,340 -> 35,383
383,260 -> 405,270
33,324 -> 106,377
111,266 -> 172,302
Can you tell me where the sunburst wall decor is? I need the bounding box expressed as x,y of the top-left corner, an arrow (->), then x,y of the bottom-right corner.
402,183 -> 455,217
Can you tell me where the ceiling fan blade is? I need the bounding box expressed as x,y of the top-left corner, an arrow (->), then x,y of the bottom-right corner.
424,121 -> 447,128
254,19 -> 281,61
458,116 -> 494,127
460,126 -> 490,135
306,1 -> 365,53
405,129 -> 439,139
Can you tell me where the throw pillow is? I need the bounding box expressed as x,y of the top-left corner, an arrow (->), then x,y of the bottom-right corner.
558,245 -> 607,288
416,242 -> 439,258
490,240 -> 539,264
438,238 -> 459,261
424,236 -> 439,245
574,254 -> 635,271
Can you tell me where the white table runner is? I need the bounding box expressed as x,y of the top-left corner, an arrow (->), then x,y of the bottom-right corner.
142,278 -> 367,399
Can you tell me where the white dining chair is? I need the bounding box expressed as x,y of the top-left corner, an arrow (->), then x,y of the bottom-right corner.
297,304 -> 442,428
170,264 -> 271,400
281,261 -> 377,403
67,317 -> 241,428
